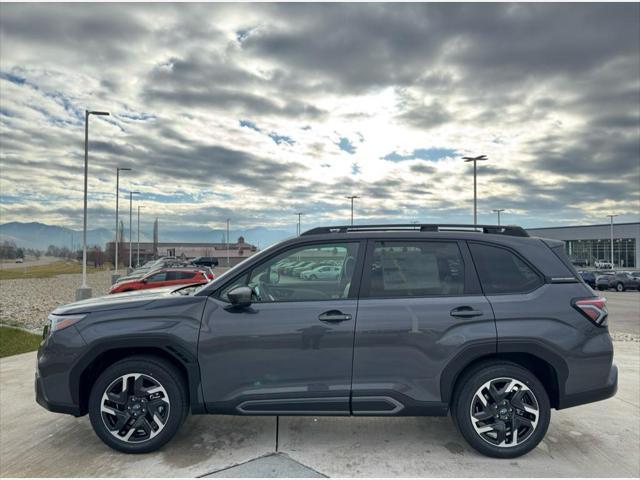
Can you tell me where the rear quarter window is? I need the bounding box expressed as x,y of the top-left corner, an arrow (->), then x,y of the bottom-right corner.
469,243 -> 543,294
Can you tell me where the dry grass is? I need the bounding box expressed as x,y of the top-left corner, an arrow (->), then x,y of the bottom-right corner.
0,261 -> 107,281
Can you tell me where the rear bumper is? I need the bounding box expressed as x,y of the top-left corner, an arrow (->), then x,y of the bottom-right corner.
557,363 -> 618,409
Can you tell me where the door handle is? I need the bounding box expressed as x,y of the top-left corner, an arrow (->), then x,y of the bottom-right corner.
318,310 -> 352,323
450,306 -> 484,318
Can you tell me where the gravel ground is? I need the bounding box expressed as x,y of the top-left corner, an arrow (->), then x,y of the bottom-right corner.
0,270 -> 111,331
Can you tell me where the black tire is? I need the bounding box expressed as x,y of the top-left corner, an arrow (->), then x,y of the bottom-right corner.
88,356 -> 188,454
452,361 -> 550,458
616,283 -> 625,292
310,275 -> 317,280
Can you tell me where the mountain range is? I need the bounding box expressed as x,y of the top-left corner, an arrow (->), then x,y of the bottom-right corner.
0,222 -> 294,251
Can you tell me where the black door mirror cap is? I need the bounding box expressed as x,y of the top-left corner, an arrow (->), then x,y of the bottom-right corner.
227,286 -> 253,308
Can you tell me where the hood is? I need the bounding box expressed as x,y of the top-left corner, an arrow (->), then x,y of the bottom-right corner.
52,286 -> 180,315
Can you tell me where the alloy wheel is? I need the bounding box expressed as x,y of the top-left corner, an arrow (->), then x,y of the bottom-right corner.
100,373 -> 170,443
469,377 -> 539,448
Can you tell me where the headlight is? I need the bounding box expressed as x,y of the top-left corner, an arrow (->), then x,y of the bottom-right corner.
47,313 -> 87,334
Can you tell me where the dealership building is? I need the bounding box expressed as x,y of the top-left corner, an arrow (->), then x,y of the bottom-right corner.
105,236 -> 258,268
527,222 -> 640,269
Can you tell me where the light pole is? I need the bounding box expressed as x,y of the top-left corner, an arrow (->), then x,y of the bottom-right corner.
226,219 -> 230,267
77,109 -> 109,301
345,195 -> 360,226
492,208 -> 505,226
608,214 -> 618,267
129,191 -> 140,270
137,205 -> 142,267
296,212 -> 304,235
114,167 -> 131,279
462,155 -> 488,226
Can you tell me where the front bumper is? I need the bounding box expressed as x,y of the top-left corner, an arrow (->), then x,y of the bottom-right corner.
35,369 -> 82,416
34,324 -> 87,417
557,363 -> 618,409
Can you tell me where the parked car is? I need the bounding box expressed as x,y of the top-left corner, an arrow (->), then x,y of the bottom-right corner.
109,268 -> 212,294
604,273 -> 640,292
116,259 -> 190,282
284,261 -> 313,276
595,272 -> 616,290
15,257 -> 24,263
37,223 -> 616,458
301,265 -> 342,280
191,256 -> 219,268
571,258 -> 588,267
594,259 -> 613,269
291,261 -> 319,277
578,271 -> 596,289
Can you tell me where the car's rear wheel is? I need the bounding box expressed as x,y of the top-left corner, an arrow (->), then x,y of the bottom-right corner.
452,361 -> 550,458
616,282 -> 625,292
88,356 -> 188,453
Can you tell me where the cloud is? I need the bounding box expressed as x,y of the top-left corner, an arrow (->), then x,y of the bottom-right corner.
0,3 -> 638,234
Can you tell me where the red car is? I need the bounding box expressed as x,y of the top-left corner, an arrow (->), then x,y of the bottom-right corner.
109,267 -> 213,294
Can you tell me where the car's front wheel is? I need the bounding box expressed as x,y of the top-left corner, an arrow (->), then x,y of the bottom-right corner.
616,282 -> 625,292
88,356 -> 188,453
452,361 -> 550,458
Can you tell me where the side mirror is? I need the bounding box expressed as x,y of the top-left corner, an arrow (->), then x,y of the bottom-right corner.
227,286 -> 252,308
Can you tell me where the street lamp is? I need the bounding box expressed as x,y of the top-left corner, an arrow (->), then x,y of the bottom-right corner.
345,195 -> 360,226
114,167 -> 131,278
137,205 -> 142,267
295,212 -> 304,236
77,109 -> 110,301
462,155 -> 488,226
492,208 -> 505,226
608,214 -> 618,267
129,191 -> 140,270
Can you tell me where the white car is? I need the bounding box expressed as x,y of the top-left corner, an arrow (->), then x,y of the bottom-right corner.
15,258 -> 24,263
594,259 -> 613,269
301,265 -> 341,280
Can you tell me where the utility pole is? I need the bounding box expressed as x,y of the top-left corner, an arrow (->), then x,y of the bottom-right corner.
77,109 -> 109,301
296,212 -> 304,235
114,167 -> 131,278
492,208 -> 505,226
345,195 -> 360,226
608,214 -> 618,267
462,155 -> 488,226
137,205 -> 141,267
129,191 -> 140,270
226,219 -> 230,267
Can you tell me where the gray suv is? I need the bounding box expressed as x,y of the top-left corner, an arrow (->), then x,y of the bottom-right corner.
35,224 -> 617,458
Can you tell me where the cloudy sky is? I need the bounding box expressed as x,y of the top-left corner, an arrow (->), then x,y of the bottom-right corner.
1,3 -> 639,238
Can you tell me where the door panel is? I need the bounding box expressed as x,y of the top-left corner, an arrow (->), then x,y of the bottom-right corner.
198,240 -> 364,415
198,298 -> 357,414
351,239 -> 496,414
352,295 -> 495,414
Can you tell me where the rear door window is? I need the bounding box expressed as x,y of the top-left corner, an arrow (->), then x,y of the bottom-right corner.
469,243 -> 543,294
366,241 -> 465,297
147,272 -> 167,282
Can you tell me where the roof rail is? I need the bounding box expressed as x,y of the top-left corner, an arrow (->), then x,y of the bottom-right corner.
300,224 -> 529,237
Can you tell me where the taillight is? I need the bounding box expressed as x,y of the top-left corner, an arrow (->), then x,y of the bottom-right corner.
572,297 -> 608,327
